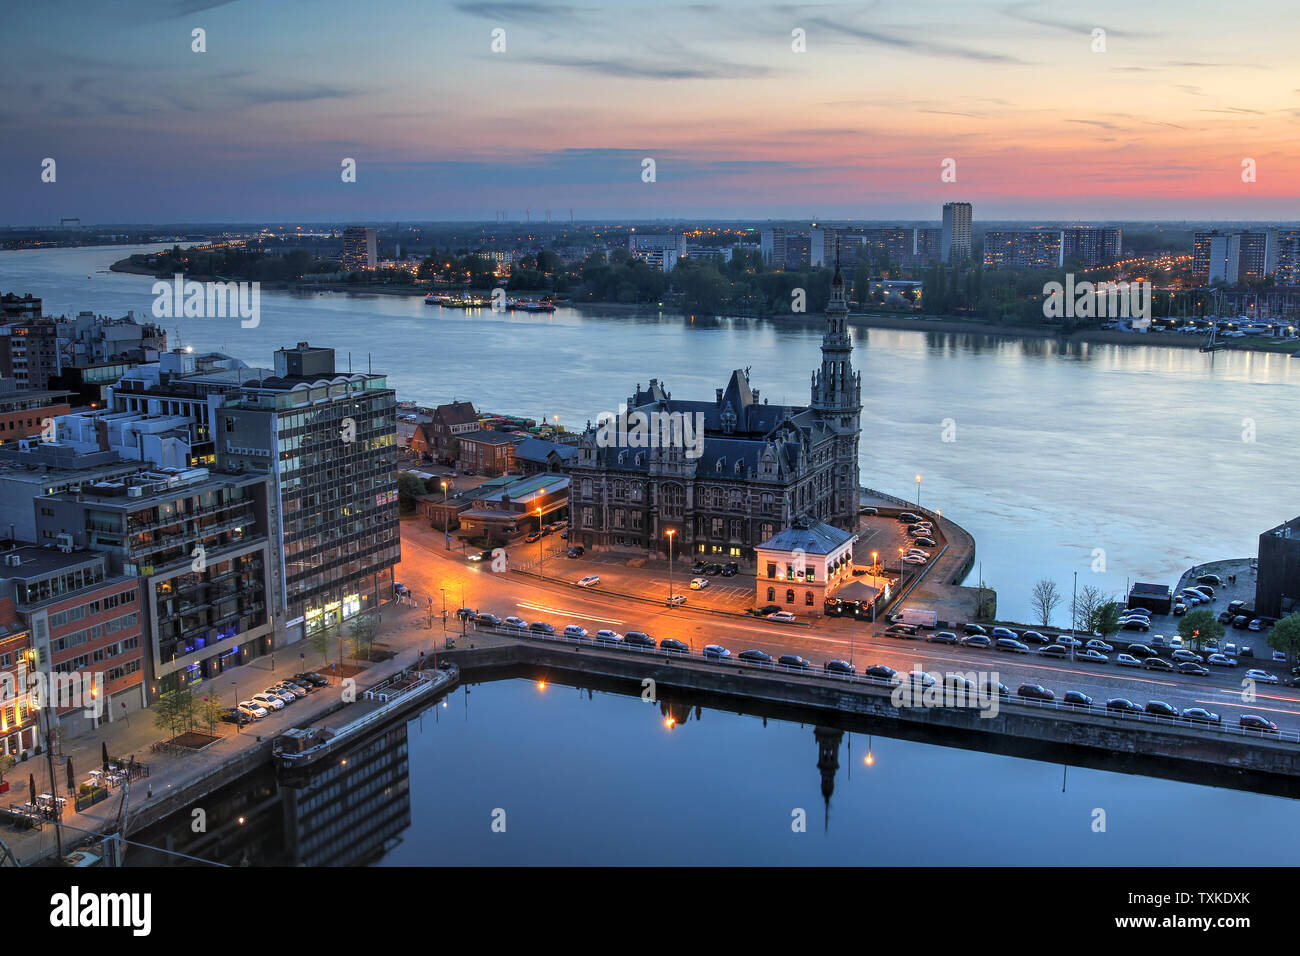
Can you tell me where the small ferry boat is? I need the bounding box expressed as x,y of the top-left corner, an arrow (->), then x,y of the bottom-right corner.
507,298 -> 557,313
271,663 -> 459,771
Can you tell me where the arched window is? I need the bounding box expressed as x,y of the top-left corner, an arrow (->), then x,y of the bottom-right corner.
805,591 -> 814,606
785,589 -> 795,604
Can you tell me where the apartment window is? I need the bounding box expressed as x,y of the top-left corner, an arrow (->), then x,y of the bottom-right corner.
766,562 -> 776,579
785,589 -> 795,604
805,591 -> 814,606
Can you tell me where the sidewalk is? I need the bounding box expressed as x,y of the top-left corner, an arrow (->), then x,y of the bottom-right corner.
2,601 -> 452,865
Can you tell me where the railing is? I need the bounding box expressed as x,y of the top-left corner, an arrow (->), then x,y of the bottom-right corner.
478,624 -> 1300,747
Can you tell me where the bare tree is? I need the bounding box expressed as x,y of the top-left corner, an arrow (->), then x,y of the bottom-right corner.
1031,579 -> 1062,627
1072,585 -> 1106,635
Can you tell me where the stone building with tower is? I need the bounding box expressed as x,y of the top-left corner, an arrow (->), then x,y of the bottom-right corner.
567,263 -> 862,561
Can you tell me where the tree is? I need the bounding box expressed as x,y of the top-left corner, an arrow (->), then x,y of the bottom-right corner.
347,611 -> 380,664
152,690 -> 196,741
1267,613 -> 1300,663
398,472 -> 428,512
1178,608 -> 1223,651
197,695 -> 226,735
1094,603 -> 1121,639
308,626 -> 332,667
1072,585 -> 1106,633
1031,579 -> 1062,627
0,753 -> 14,786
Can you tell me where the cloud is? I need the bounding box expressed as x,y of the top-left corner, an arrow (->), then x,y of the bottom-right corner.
531,54 -> 771,79
451,1 -> 590,23
1000,1 -> 1135,37
813,17 -> 1032,64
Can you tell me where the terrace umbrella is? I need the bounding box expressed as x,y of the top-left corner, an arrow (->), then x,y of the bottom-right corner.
66,757 -> 74,795
29,773 -> 36,804
102,741 -> 109,773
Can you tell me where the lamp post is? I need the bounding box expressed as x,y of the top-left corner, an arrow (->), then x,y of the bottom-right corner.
666,528 -> 676,606
915,474 -> 922,512
230,680 -> 240,734
536,506 -> 544,577
898,547 -> 905,582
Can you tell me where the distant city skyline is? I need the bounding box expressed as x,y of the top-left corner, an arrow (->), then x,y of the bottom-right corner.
4,0 -> 1300,223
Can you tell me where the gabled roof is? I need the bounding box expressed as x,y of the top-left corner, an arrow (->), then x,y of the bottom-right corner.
757,520 -> 856,555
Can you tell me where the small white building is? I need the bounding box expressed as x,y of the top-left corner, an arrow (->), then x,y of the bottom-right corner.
754,518 -> 857,616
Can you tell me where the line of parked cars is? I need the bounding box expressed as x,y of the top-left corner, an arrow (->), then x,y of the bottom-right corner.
229,672 -> 330,723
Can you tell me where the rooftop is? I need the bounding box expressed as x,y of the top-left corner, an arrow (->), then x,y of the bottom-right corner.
757,520 -> 856,555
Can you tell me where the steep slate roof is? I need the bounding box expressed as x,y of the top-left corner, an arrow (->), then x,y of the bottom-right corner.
756,520 -> 856,555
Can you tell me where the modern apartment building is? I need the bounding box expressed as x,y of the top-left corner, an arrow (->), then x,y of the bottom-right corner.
1061,227 -> 1123,266
0,320 -> 60,390
941,202 -> 973,264
1193,230 -> 1276,284
34,466 -> 274,702
215,342 -> 400,642
983,231 -> 1065,270
628,234 -> 686,272
342,227 -> 377,270
1276,231 -> 1300,286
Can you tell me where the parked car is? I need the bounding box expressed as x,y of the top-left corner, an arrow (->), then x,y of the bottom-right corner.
659,638 -> 689,655
886,623 -> 919,637
665,594 -> 687,606
897,512 -> 919,523
238,700 -> 268,719
913,537 -> 937,547
1248,619 -> 1266,632
946,674 -> 978,696
991,627 -> 1019,640
960,634 -> 991,649
563,625 -> 589,639
1274,650 -> 1289,664
1063,691 -> 1094,709
1190,585 -> 1215,600
263,687 -> 296,704
1142,657 -> 1174,672
474,612 -> 503,627
750,604 -> 782,617
1121,618 -> 1151,632
1076,649 -> 1109,663
963,623 -> 988,635
1207,653 -> 1237,667
1115,653 -> 1142,668
529,621 -> 555,635
1126,644 -> 1156,659
689,577 -> 709,590
907,671 -> 938,690
1172,602 -> 1188,616
1168,636 -> 1184,650
703,563 -> 723,576
567,545 -> 585,558
767,611 -> 797,623
824,659 -> 856,675
1182,707 -> 1221,725
273,681 -> 308,698
721,562 -> 739,577
1017,683 -> 1055,702
1144,700 -> 1179,720
624,631 -> 656,648
1196,573 -> 1223,586
858,506 -> 879,516
593,629 -> 624,645
1178,662 -> 1210,676
703,644 -> 732,660
738,649 -> 772,664
1239,714 -> 1279,733
576,575 -> 600,588
691,560 -> 708,573
1086,639 -> 1113,652
1039,644 -> 1068,658
524,532 -> 542,544
926,631 -> 959,644
220,708 -> 250,726
1170,649 -> 1202,663
294,672 -> 329,687
902,554 -> 927,565
1150,634 -> 1166,647
778,654 -> 811,670
1105,698 -> 1142,716
1019,630 -> 1050,645
1056,635 -> 1082,647
251,692 -> 284,711
995,638 -> 1030,653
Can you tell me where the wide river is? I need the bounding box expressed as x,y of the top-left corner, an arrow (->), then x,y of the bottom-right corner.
6,244 -> 1298,864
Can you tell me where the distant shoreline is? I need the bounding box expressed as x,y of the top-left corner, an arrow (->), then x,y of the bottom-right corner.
107,255 -> 1297,354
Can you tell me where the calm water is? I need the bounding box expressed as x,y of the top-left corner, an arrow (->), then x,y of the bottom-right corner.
16,244 -> 1296,864
4,244 -> 1295,620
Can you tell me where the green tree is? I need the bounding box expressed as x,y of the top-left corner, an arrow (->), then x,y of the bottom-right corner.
152,690 -> 196,741
398,472 -> 428,512
1094,603 -> 1121,639
347,611 -> 380,664
197,695 -> 226,735
0,753 -> 15,786
1267,613 -> 1300,664
1178,608 -> 1224,651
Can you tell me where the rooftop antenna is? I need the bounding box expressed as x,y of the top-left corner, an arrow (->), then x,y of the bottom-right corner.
348,351 -> 352,373
368,352 -> 372,375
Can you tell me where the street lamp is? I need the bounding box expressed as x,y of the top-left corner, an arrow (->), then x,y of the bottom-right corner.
230,680 -> 240,734
898,547 -> 905,582
536,506 -> 544,577
666,528 -> 676,606
915,474 -> 922,511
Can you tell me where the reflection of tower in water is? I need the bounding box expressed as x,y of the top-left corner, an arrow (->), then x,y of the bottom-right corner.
814,726 -> 844,833
659,699 -> 694,729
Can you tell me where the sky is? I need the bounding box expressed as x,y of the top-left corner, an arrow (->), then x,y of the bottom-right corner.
3,0 -> 1300,223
